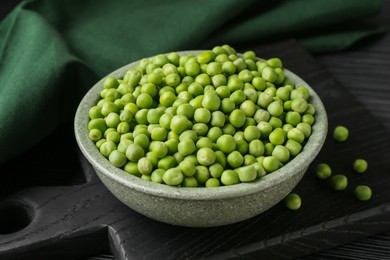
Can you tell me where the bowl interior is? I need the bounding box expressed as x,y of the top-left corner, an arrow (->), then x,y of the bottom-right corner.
74,51 -> 328,200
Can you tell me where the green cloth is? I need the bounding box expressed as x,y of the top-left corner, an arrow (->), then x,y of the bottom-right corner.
0,0 -> 387,165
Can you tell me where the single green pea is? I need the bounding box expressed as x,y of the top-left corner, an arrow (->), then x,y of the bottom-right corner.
229,109 -> 246,128
182,177 -> 198,187
89,129 -> 102,142
159,91 -> 176,107
178,139 -> 196,157
291,98 -> 308,113
103,76 -> 119,89
194,108 -> 211,124
267,100 -> 284,117
221,170 -> 240,186
125,143 -> 145,162
221,98 -> 235,114
296,122 -> 312,138
330,174 -> 348,191
333,125 -> 349,142
269,128 -> 286,145
216,134 -> 237,154
315,163 -> 332,180
209,163 -> 224,179
257,122 -> 273,139
124,161 -> 141,177
106,131 -> 121,144
240,100 -> 256,117
287,128 -> 305,144
179,159 -> 197,177
202,93 -> 221,111
205,178 -> 220,188
261,67 -> 277,83
227,151 -> 244,168
170,115 -> 189,134
151,169 -> 165,183
236,165 -> 257,182
138,157 -> 153,175
354,185 -> 372,201
285,139 -> 302,157
197,147 -> 216,166
197,51 -> 214,64
262,156 -> 280,172
227,77 -> 243,92
88,118 -> 108,134
100,141 -> 117,158
284,193 -> 301,210
249,139 -> 265,157
194,165 -> 210,184
158,155 -> 177,170
195,73 -> 211,86
353,159 -> 368,173
163,168 -> 184,186
272,145 -> 290,163
210,111 -> 226,127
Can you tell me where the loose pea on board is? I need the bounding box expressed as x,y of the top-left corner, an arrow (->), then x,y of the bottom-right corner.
87,44 -> 317,187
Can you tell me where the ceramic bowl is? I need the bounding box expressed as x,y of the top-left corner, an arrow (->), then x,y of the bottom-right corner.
74,51 -> 328,227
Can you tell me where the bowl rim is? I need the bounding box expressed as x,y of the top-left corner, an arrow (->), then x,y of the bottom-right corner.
74,50 -> 328,201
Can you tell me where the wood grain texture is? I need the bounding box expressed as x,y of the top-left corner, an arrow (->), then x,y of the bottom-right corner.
1,38 -> 390,259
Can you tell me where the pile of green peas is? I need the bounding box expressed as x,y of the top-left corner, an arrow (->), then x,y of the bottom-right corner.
87,44 -> 316,187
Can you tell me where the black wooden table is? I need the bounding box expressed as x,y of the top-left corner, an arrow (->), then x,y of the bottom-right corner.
1,1 -> 390,260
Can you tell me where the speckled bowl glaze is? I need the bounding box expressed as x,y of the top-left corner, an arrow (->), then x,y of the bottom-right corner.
74,51 -> 328,227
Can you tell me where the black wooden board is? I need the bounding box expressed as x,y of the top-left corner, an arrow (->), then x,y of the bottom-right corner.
1,39 -> 390,260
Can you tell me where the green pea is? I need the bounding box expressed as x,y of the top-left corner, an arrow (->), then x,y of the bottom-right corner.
103,76 -> 119,89
262,156 -> 280,172
126,143 -> 145,162
216,134 -> 236,154
158,155 -> 177,170
151,169 -> 165,183
272,145 -> 290,163
179,159 -> 197,177
229,109 -> 246,128
353,159 -> 368,173
354,185 -> 372,201
315,163 -> 332,180
138,157 -> 153,175
221,98 -> 235,114
163,168 -> 184,186
249,139 -> 265,157
330,174 -> 348,191
236,165 -> 257,182
182,177 -> 198,187
89,129 -> 102,142
287,128 -> 305,144
170,115 -> 189,134
333,125 -> 349,142
205,178 -> 220,188
285,139 -> 302,157
194,165 -> 210,184
197,147 -> 216,166
194,108 -> 211,124
291,98 -> 308,113
124,161 -> 141,177
202,93 -> 221,111
227,77 -> 243,92
100,141 -> 116,158
269,128 -> 286,145
178,139 -> 196,156
227,151 -> 244,168
284,193 -> 301,210
221,170 -> 240,185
